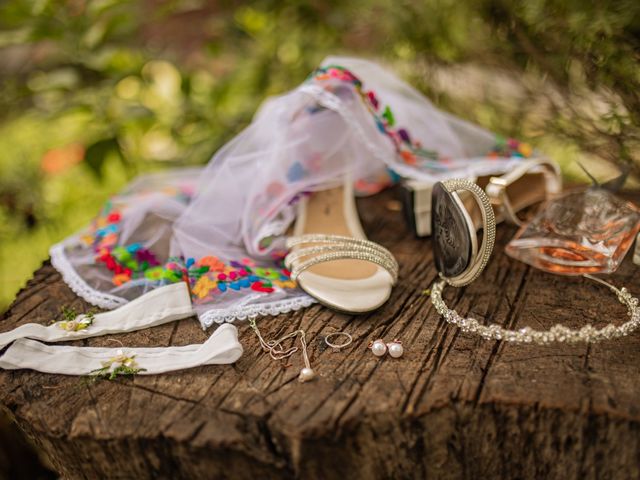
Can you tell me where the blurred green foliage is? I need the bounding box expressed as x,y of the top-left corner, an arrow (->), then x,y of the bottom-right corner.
0,0 -> 638,310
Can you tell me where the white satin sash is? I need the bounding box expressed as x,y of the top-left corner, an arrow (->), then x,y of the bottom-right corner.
0,283 -> 243,375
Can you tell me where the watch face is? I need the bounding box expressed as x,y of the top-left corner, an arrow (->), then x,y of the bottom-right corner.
431,182 -> 474,278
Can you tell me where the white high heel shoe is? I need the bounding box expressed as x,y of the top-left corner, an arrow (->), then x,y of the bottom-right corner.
485,158 -> 562,226
403,158 -> 562,236
285,180 -> 398,313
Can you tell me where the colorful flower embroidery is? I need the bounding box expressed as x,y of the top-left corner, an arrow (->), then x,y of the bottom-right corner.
193,276 -> 218,299
488,136 -> 532,159
83,190 -> 296,300
307,65 -> 533,171
308,65 -> 441,169
196,256 -> 226,271
287,161 -> 307,182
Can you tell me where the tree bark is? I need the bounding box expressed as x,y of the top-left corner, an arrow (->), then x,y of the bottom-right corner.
1,188 -> 639,479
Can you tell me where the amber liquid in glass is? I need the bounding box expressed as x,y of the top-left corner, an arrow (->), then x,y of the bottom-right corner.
506,188 -> 640,275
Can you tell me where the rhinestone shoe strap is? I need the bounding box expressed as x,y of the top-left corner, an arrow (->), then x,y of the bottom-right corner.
285,234 -> 398,283
286,234 -> 394,257
285,245 -> 397,271
429,274 -> 640,344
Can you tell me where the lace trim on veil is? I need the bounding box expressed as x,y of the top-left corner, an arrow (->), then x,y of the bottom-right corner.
50,241 -> 128,309
198,296 -> 316,328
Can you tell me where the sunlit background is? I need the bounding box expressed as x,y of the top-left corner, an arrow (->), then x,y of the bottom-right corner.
0,0 -> 639,313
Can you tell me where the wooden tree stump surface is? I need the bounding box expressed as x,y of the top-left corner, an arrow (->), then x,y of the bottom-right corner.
2,189 -> 640,479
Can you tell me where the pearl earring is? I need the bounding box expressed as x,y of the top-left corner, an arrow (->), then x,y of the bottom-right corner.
386,339 -> 403,358
369,339 -> 387,357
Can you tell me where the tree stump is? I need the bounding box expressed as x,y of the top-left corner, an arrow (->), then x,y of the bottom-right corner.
1,188 -> 640,479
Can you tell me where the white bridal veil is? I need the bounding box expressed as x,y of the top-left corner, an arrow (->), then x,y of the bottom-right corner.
51,56 -> 534,327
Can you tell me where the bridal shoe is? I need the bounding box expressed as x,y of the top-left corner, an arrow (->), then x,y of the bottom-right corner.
285,180 -> 398,313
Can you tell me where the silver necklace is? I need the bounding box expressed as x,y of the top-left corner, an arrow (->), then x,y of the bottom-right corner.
248,318 -> 315,382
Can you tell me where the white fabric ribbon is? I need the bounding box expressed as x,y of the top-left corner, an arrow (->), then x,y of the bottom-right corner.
0,324 -> 242,375
0,282 -> 243,375
0,283 -> 194,348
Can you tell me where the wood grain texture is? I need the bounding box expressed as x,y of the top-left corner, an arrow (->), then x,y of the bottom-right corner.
1,188 -> 640,479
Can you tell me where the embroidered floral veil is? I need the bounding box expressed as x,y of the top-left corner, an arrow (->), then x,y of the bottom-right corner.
51,56 -> 535,328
